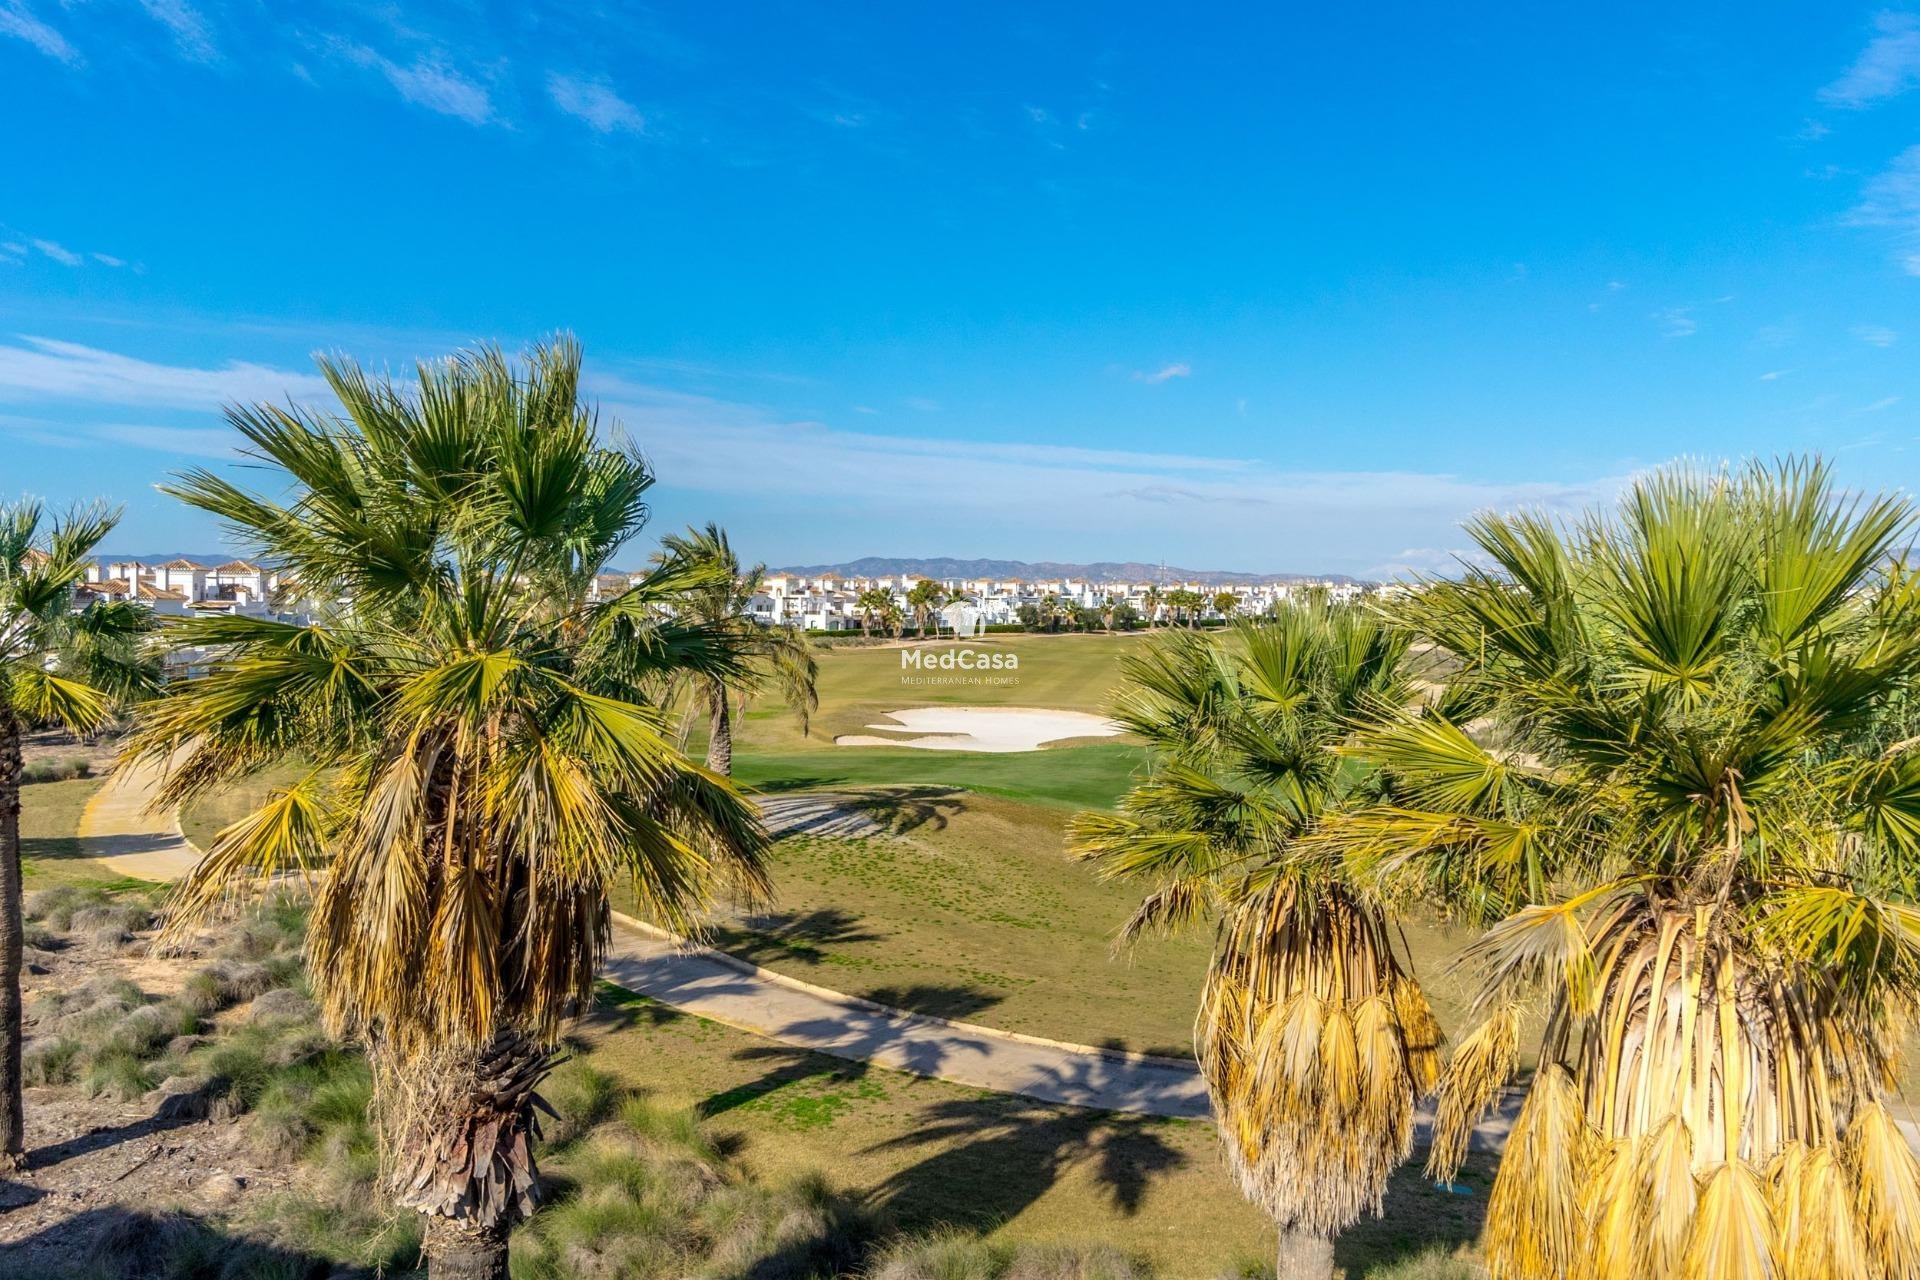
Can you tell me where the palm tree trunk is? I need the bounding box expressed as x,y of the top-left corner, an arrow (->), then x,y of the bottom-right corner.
706,683 -> 733,777
421,1215 -> 510,1280
0,708 -> 22,1170
1275,1229 -> 1333,1280
391,1031 -> 552,1280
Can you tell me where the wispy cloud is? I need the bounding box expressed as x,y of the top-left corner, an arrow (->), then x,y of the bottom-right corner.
579,372 -> 1627,572
1848,145 -> 1920,274
1860,395 -> 1902,413
341,44 -> 495,125
1131,362 -> 1192,384
547,72 -> 644,133
1821,12 -> 1920,108
138,0 -> 216,63
1758,369 -> 1792,381
0,0 -> 77,64
4,236 -> 131,269
902,396 -> 940,412
0,336 -> 330,410
1657,307 -> 1697,338
1852,323 -> 1899,346
28,238 -> 81,266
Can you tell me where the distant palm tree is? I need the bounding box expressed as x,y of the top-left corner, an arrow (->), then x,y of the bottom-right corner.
1336,459 -> 1920,1280
856,587 -> 893,638
1143,585 -> 1163,628
131,338 -> 771,1280
906,579 -> 945,637
1100,595 -> 1119,633
1069,611 -> 1438,1280
653,524 -> 818,777
1212,591 -> 1239,622
0,502 -> 156,1169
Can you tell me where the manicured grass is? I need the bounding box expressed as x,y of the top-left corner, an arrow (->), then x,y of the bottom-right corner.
734,742 -> 1142,811
18,776 -> 137,888
573,984 -> 1495,1278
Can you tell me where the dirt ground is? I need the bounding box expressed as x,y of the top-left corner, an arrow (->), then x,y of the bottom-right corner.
0,920 -> 318,1277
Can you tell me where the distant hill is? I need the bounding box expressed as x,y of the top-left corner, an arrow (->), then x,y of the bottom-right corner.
773,557 -> 1362,586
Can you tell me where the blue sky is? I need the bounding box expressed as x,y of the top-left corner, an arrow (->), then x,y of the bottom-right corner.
2,3 -> 1919,576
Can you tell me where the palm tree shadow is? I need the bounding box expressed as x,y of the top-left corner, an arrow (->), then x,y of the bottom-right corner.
841,786 -> 968,834
584,981 -> 689,1032
714,906 -> 886,966
0,1205 -> 361,1278
1334,1155 -> 1494,1276
700,1043 -> 876,1119
861,1096 -> 1189,1231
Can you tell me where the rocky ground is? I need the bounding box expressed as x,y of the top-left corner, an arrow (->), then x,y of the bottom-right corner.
0,887 -> 370,1279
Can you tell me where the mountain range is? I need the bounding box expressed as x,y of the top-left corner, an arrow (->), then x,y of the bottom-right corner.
772,557 -> 1363,586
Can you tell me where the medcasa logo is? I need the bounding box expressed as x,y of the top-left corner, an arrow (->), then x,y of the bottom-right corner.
900,647 -> 1019,671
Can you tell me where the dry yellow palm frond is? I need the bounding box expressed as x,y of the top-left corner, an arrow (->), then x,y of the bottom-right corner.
1769,1141 -> 1865,1280
1198,882 -> 1437,1238
1683,1161 -> 1776,1280
1847,1101 -> 1920,1280
1482,1062 -> 1588,1280
1424,1002 -> 1520,1180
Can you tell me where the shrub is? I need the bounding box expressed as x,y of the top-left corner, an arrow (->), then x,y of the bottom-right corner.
870,1235 -> 1150,1280
541,1062 -> 625,1147
22,1034 -> 81,1085
21,755 -> 91,784
83,1048 -> 158,1100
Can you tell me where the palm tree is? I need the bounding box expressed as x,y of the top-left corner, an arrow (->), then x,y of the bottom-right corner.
1068,610 -> 1442,1280
1143,585 -> 1163,628
0,502 -> 156,1168
906,579 -> 945,637
856,587 -> 893,638
1334,459 -> 1920,1280
652,524 -> 817,777
1100,595 -> 1119,633
1212,591 -> 1240,623
128,339 -> 772,1280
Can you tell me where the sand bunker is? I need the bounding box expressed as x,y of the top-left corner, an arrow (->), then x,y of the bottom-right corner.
834,707 -> 1122,753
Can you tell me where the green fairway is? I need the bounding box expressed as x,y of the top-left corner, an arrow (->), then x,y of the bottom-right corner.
733,741 -> 1141,811
727,632 -> 1150,806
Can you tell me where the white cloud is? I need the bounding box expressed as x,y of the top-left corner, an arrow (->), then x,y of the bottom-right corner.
1758,369 -> 1791,381
90,252 -> 125,268
0,337 -> 331,410
28,238 -> 82,267
1821,12 -> 1920,108
342,44 -> 494,125
1131,362 -> 1192,384
1848,144 -> 1920,273
1860,395 -> 1902,413
138,0 -> 216,63
0,0 -> 78,64
903,396 -> 940,412
580,372 -> 1628,573
1658,308 -> 1697,338
1852,323 -> 1899,347
547,72 -> 644,133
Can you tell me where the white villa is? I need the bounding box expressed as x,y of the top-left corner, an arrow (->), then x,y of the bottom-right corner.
80,557 -> 307,620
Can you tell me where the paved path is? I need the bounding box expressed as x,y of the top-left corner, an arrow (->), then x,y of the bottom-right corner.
74,758 -> 1515,1140
76,755 -> 201,882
